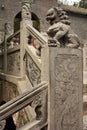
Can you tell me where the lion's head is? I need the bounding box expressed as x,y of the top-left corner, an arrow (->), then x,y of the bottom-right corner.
46,7 -> 71,25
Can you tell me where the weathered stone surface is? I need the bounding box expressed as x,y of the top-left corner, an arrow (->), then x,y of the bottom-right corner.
7,51 -> 20,75
22,1 -> 31,20
46,7 -> 80,48
2,80 -> 30,128
26,51 -> 41,87
42,47 -> 83,130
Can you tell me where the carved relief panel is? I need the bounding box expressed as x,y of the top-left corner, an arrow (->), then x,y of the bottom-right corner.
44,47 -> 83,130
25,51 -> 41,87
54,54 -> 82,130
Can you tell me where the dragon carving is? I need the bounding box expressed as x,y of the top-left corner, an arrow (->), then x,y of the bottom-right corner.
46,7 -> 81,48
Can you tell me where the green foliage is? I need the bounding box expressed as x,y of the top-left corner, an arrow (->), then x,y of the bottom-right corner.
73,2 -> 79,7
78,0 -> 87,8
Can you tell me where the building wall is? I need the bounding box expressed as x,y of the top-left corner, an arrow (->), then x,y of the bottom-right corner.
0,0 -> 21,31
32,0 -> 57,32
0,0 -> 87,43
67,12 -> 87,43
0,0 -> 57,32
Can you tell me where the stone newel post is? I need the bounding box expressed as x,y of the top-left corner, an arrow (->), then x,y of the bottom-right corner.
20,1 -> 32,76
41,47 -> 83,130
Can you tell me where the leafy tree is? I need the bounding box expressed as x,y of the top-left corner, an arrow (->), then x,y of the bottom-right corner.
78,0 -> 87,8
79,0 -> 87,8
73,2 -> 79,7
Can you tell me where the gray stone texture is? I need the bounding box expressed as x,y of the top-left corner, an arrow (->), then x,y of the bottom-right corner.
42,47 -> 83,130
68,12 -> 87,42
0,0 -> 21,31
1,79 -> 30,128
25,51 -> 41,87
7,51 -> 20,75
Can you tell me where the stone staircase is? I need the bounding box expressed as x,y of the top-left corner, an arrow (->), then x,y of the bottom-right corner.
0,1 -> 87,130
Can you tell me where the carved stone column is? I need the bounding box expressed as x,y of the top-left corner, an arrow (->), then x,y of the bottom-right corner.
20,1 -> 32,76
21,1 -> 32,21
41,47 -> 83,130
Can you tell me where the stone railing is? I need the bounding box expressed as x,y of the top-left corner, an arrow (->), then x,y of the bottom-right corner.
0,18 -> 48,128
0,30 -> 20,75
26,24 -> 47,47
7,30 -> 20,50
24,23 -> 48,87
0,21 -> 47,85
0,17 -> 48,129
0,82 -> 48,130
0,0 -> 48,86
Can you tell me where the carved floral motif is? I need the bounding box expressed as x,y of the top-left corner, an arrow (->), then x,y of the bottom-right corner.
54,54 -> 82,130
25,51 -> 41,87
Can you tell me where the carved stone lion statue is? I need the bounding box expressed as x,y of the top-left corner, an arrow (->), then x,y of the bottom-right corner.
46,7 -> 81,48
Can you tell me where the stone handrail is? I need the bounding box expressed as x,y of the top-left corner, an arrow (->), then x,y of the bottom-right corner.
7,30 -> 20,42
17,120 -> 47,130
0,81 -> 48,121
25,43 -> 41,67
0,30 -> 20,54
23,23 -> 48,86
26,23 -> 47,47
